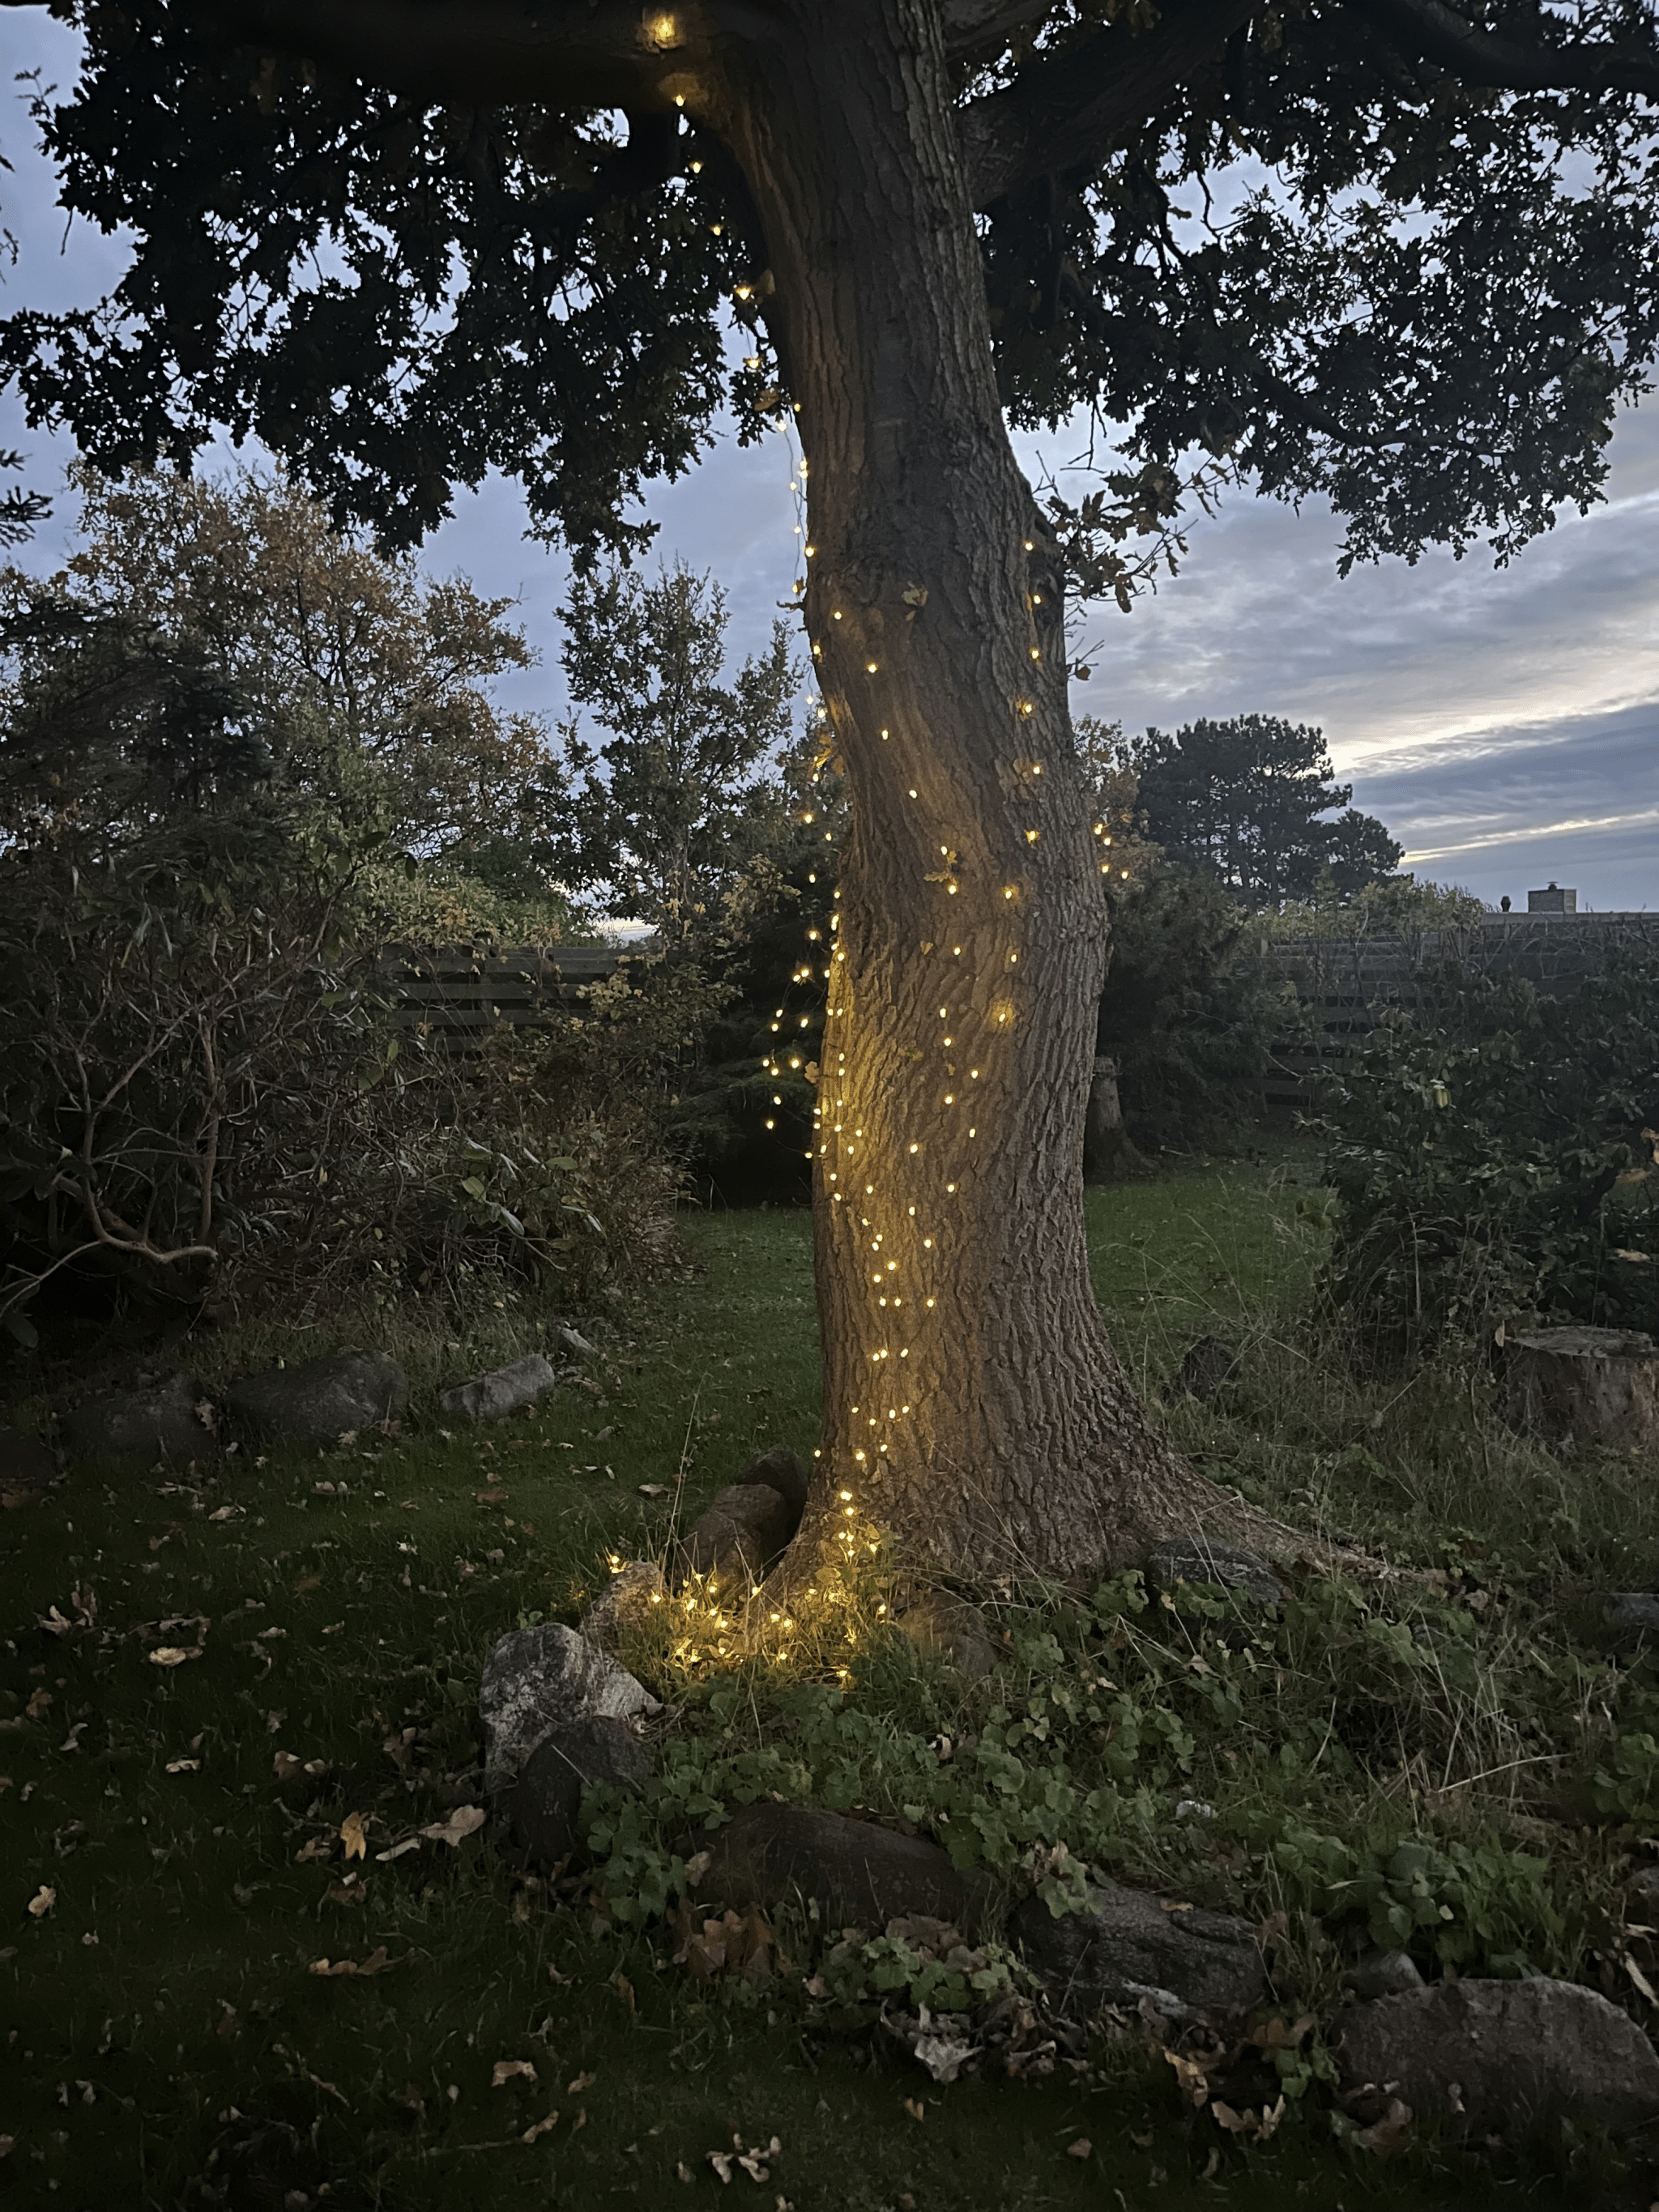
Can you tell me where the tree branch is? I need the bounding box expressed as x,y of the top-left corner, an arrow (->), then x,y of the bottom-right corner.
168,0 -> 687,106
959,0 -> 1256,207
1342,0 -> 1659,98
940,0 -> 1056,50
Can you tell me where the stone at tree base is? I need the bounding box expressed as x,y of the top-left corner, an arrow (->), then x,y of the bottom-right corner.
498,1715 -> 655,1868
1624,1865 -> 1659,1929
689,1803 -> 995,1936
61,1375 -> 211,1467
1591,1592 -> 1659,1652
674,1482 -> 794,1589
1007,1880 -> 1267,2025
438,1353 -> 560,1423
1337,1976 -> 1659,2142
1174,1336 -> 1242,1404
0,1425 -> 57,1505
223,1352 -> 407,1450
735,1444 -> 810,1532
1343,1948 -> 1424,2000
1145,1536 -> 1287,1609
893,1589 -> 999,1681
1499,1325 -> 1659,1448
578,1560 -> 669,1651
478,1622 -> 658,1793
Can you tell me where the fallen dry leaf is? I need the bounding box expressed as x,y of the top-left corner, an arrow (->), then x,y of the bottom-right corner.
638,1483 -> 668,1498
1066,2138 -> 1092,2159
293,1574 -> 323,1594
707,2150 -> 735,2184
565,2072 -> 596,2096
493,2058 -> 537,2087
676,2163 -> 694,2184
1351,2095 -> 1414,2155
27,1885 -> 56,1918
375,1836 -> 422,1864
340,1811 -> 369,1860
521,2111 -> 559,2142
295,1836 -> 334,1864
902,2098 -> 925,2122
25,1688 -> 52,1720
308,1946 -> 394,1978
164,1758 -> 200,1775
421,1804 -> 486,1848
323,1877 -> 365,1907
147,1646 -> 200,1669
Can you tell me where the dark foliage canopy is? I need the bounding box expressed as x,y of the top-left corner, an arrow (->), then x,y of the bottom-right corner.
1126,712 -> 1402,906
1,0 -> 1656,579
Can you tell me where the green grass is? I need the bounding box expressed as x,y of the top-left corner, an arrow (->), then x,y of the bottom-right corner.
0,1154 -> 1648,2206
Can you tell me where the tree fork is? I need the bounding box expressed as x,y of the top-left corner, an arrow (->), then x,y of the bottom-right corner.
708,0 -> 1285,1580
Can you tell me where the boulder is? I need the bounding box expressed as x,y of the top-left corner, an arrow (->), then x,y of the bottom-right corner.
578,1560 -> 669,1651
675,1482 -> 794,1590
689,1803 -> 994,1936
439,1353 -> 560,1423
223,1352 -> 407,1451
893,1589 -> 999,1681
498,1715 -> 655,1868
736,1444 -> 810,1533
1145,1536 -> 1287,1609
1499,1324 -> 1659,1448
1337,1976 -> 1659,2143
1625,1865 -> 1659,1929
1590,1592 -> 1659,1652
1173,1336 -> 1241,1404
478,1622 -> 658,1793
0,1425 -> 57,1506
1007,1880 -> 1268,2025
61,1374 -> 211,1468
1343,1948 -> 1424,2001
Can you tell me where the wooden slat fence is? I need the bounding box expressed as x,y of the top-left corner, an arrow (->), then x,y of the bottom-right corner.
379,943 -> 628,1047
1265,912 -> 1659,1107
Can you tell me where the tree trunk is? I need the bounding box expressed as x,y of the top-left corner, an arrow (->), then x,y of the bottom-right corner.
710,0 -> 1247,1579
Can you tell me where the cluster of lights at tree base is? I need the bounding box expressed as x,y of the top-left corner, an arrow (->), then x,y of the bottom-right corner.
599,1491 -> 890,1684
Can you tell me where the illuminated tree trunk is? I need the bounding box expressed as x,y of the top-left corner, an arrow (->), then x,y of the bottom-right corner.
715,0 -> 1234,1578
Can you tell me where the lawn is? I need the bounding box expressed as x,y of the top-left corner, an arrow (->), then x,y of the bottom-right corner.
0,1151 -> 1644,2207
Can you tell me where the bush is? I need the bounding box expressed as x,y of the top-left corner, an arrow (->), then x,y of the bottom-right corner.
1318,955 -> 1659,1356
1099,858 -> 1305,1153
0,585 -> 685,1353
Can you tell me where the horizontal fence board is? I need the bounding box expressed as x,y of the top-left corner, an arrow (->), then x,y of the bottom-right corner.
1264,912 -> 1659,1106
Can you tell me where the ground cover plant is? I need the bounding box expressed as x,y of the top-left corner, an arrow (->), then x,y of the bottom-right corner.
4,1157 -> 1659,2206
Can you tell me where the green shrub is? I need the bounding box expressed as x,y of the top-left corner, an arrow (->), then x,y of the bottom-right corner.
1318,956 -> 1659,1353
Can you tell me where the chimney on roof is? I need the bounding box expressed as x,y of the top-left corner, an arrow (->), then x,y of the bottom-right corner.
1527,884 -> 1577,913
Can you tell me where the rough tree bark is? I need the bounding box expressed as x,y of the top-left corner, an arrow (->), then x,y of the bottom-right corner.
711,0 -> 1242,1577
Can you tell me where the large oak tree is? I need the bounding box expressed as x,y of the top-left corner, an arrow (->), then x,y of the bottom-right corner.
5,0 -> 1657,1577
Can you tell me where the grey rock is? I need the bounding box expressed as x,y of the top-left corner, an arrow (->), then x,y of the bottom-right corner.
578,1560 -> 668,1651
1008,1880 -> 1268,2024
223,1352 -> 407,1451
1593,1592 -> 1659,1649
736,1444 -> 809,1532
1625,1865 -> 1659,1929
675,1482 -> 794,1590
1344,1948 -> 1424,2001
1337,1975 -> 1659,2142
439,1353 -> 560,1423
1175,1336 -> 1241,1404
478,1622 -> 657,1793
555,1325 -> 598,1358
893,1590 -> 999,1681
1145,1536 -> 1287,1609
0,1425 -> 57,1497
62,1374 -> 211,1468
690,1803 -> 995,1936
499,1715 -> 655,1868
